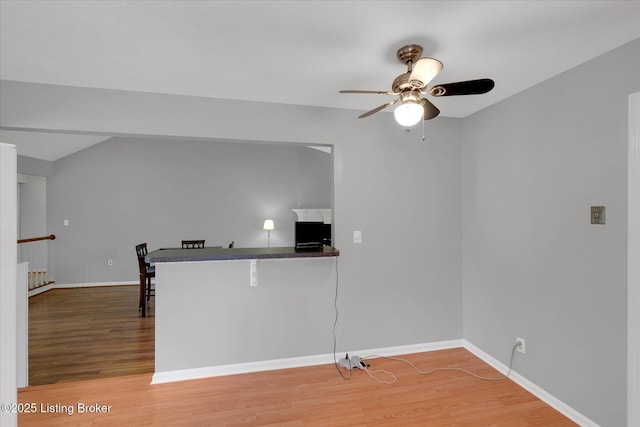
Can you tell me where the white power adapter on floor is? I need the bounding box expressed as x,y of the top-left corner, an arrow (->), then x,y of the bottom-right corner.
338,354 -> 368,370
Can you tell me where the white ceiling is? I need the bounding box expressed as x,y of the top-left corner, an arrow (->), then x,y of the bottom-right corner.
1,0 -> 639,161
0,130 -> 112,162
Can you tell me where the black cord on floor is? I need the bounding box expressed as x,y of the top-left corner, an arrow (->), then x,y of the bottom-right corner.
332,257 -> 351,380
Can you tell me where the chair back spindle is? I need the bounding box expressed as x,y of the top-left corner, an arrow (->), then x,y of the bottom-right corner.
181,240 -> 205,249
135,243 -> 155,317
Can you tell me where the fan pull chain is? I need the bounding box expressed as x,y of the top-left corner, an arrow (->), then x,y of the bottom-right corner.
422,118 -> 425,141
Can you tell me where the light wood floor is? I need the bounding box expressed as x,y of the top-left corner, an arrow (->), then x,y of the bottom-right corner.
22,287 -> 576,425
19,348 -> 576,426
28,285 -> 154,385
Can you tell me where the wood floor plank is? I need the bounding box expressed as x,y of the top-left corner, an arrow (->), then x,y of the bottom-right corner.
19,348 -> 577,426
28,285 -> 154,385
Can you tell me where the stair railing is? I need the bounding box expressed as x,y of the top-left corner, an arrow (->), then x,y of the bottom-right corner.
17,234 -> 56,294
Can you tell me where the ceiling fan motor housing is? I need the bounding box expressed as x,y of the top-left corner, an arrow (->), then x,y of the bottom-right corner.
392,72 -> 425,93
392,73 -> 411,92
399,90 -> 421,105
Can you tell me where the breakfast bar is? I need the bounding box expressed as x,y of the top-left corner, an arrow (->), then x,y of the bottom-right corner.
147,246 -> 340,384
147,246 -> 340,263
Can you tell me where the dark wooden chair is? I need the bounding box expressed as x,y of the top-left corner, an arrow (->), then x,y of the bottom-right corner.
181,240 -> 205,249
135,243 -> 155,317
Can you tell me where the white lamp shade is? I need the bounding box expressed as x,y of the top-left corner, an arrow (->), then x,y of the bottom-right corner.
394,102 -> 424,127
263,219 -> 274,231
408,57 -> 443,87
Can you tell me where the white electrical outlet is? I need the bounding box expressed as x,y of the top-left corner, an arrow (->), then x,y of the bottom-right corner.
107,259 -> 113,266
353,230 -> 362,244
516,337 -> 526,354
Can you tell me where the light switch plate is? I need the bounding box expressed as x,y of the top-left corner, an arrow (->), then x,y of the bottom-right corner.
591,206 -> 605,224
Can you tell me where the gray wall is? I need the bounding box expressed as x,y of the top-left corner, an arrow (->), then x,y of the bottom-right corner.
47,137 -> 332,284
17,155 -> 53,177
17,174 -> 48,271
155,257 -> 338,372
462,38 -> 640,426
17,174 -> 46,240
296,146 -> 333,209
0,79 -> 465,353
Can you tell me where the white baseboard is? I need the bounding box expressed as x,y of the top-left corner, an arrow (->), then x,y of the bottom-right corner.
152,353 -> 333,384
350,339 -> 464,359
28,281 -> 138,297
463,340 -> 598,427
28,283 -> 55,297
54,281 -> 137,288
152,339 -> 596,426
151,339 -> 463,385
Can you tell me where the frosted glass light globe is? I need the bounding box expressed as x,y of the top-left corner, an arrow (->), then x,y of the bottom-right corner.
394,102 -> 424,127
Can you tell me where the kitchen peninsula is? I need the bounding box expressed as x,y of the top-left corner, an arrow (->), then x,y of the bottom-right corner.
147,246 -> 339,384
147,246 -> 339,262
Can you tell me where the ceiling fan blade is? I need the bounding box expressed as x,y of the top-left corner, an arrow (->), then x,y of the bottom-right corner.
340,90 -> 396,95
422,98 -> 440,120
358,99 -> 399,118
429,78 -> 495,96
408,58 -> 443,88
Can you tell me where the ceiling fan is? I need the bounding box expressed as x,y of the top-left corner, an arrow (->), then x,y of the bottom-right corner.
339,44 -> 495,127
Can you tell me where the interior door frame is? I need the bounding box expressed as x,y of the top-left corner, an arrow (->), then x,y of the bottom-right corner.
0,142 -> 18,427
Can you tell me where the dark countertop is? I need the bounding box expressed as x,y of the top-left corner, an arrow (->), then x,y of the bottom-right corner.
147,246 -> 340,263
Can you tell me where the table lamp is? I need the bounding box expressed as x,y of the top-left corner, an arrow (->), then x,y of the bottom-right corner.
263,219 -> 274,247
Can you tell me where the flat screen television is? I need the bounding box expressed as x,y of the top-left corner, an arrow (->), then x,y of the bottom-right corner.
295,221 -> 324,250
323,223 -> 332,247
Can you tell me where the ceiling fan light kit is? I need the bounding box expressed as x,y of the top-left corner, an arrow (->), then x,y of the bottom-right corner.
340,44 -> 495,127
394,100 -> 424,127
